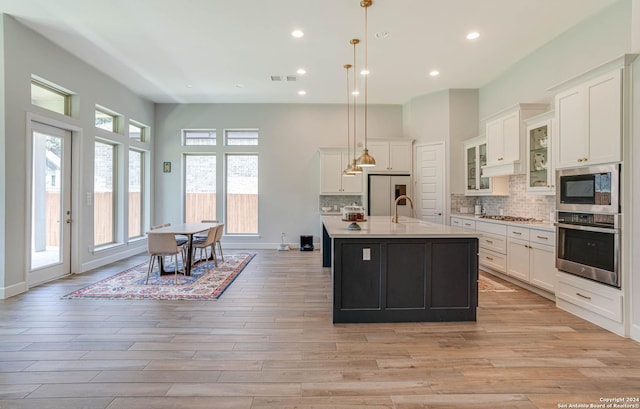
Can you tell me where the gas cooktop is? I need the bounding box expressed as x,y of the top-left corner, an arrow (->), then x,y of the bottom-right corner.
481,215 -> 542,223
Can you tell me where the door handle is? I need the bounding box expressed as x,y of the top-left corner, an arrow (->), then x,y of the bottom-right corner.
434,212 -> 442,216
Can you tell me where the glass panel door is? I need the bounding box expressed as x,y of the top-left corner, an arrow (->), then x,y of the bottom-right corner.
479,143 -> 490,190
529,124 -> 549,189
466,146 -> 476,190
30,122 -> 72,285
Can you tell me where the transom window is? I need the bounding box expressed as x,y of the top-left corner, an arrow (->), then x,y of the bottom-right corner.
225,129 -> 258,146
31,80 -> 71,116
129,123 -> 144,141
183,129 -> 217,146
95,108 -> 118,132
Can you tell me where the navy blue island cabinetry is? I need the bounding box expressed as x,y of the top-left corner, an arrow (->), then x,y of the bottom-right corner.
322,216 -> 480,324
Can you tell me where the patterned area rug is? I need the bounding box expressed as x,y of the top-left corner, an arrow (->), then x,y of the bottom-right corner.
478,273 -> 516,292
63,253 -> 255,300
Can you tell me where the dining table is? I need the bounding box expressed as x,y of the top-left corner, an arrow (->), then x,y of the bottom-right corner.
147,222 -> 220,276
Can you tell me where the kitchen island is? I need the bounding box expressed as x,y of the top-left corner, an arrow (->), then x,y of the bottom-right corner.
322,215 -> 480,323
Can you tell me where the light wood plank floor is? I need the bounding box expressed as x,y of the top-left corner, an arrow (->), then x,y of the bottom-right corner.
1,250 -> 639,409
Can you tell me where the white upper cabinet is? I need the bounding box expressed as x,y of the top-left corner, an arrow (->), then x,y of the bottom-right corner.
482,103 -> 548,178
463,136 -> 508,196
319,149 -> 363,194
555,69 -> 622,169
366,140 -> 412,172
525,111 -> 554,194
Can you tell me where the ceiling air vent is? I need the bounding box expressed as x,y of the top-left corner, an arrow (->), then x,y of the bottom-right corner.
286,75 -> 297,82
270,75 -> 282,82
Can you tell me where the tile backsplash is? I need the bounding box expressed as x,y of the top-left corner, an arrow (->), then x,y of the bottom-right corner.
319,195 -> 363,212
452,174 -> 556,221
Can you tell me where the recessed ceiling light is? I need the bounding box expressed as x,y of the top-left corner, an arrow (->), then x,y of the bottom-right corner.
375,31 -> 390,39
429,70 -> 440,77
296,68 -> 307,75
186,84 -> 193,88
360,69 -> 370,76
298,90 -> 307,96
352,90 -> 360,96
466,31 -> 480,40
291,30 -> 304,38
235,84 -> 244,88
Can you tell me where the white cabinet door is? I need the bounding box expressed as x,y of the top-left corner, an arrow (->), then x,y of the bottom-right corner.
320,151 -> 343,193
485,119 -> 502,165
320,150 -> 362,194
586,70 -> 621,165
501,110 -> 520,163
529,242 -> 556,293
366,142 -> 389,170
507,238 -> 530,281
555,87 -> 587,168
555,69 -> 621,169
389,141 -> 412,172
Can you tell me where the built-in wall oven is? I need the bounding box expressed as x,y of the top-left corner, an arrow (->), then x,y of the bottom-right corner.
555,163 -> 621,288
556,212 -> 620,288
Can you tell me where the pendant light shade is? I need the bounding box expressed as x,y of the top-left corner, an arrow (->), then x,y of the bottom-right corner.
357,0 -> 376,168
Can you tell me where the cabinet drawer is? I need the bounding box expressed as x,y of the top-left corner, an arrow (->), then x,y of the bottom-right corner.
479,248 -> 507,273
475,221 -> 506,235
529,229 -> 555,245
556,273 -> 622,323
450,217 -> 464,228
479,233 -> 507,254
460,219 -> 476,230
507,226 -> 530,240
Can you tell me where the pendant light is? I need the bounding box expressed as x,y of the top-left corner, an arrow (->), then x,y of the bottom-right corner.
357,0 -> 376,168
342,64 -> 355,177
349,38 -> 363,175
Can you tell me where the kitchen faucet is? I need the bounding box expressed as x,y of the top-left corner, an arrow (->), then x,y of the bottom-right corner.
392,195 -> 414,223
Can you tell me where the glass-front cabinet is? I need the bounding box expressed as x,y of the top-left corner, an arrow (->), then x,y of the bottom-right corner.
464,136 -> 507,196
525,112 -> 554,194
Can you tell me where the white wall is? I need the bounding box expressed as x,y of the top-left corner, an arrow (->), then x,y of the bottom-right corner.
0,15 -> 155,296
153,103 -> 403,248
479,0 -> 631,121
0,17 -> 6,291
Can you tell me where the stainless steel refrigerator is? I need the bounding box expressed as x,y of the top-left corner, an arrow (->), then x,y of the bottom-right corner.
367,174 -> 412,217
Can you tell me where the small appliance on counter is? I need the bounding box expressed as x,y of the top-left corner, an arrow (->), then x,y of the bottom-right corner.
474,204 -> 483,216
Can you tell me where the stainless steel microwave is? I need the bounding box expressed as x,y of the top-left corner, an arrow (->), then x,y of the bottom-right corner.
556,164 -> 620,214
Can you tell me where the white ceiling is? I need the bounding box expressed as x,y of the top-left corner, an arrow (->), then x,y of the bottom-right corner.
0,0 -> 621,104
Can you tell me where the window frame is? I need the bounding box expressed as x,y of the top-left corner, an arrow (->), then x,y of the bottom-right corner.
30,79 -> 72,116
127,148 -> 145,239
93,139 -> 119,247
224,129 -> 259,146
225,153 -> 259,235
183,129 -> 217,146
95,106 -> 120,133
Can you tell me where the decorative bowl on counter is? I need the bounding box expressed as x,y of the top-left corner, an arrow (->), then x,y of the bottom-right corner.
321,206 -> 333,213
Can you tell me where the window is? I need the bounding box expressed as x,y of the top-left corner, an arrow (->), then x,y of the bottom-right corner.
31,80 -> 71,116
226,154 -> 258,234
129,123 -> 144,141
184,155 -> 216,223
225,129 -> 258,146
95,109 -> 118,132
183,129 -> 216,146
94,141 -> 117,246
128,150 -> 143,238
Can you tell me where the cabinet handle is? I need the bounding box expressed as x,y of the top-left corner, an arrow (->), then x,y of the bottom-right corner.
498,157 -> 504,161
485,256 -> 494,261
536,235 -> 549,240
464,223 -> 472,226
576,292 -> 592,300
513,231 -> 522,235
485,239 -> 493,244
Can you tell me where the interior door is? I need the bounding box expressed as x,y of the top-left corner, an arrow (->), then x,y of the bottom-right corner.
29,122 -> 72,286
415,143 -> 445,224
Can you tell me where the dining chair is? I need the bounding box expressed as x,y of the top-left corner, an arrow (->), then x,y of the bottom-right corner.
146,232 -> 185,284
194,220 -> 218,240
191,225 -> 219,269
213,223 -> 224,263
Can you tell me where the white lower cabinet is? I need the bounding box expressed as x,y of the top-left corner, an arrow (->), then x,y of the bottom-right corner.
556,271 -> 623,336
506,226 -> 556,293
476,221 -> 507,274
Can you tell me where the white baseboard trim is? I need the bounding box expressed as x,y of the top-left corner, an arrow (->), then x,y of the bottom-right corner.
81,246 -> 147,273
0,281 -> 28,299
631,323 -> 640,342
222,242 -> 320,250
556,299 -> 626,337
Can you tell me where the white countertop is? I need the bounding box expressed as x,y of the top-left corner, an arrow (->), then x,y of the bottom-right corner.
450,213 -> 555,232
323,215 -> 481,239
